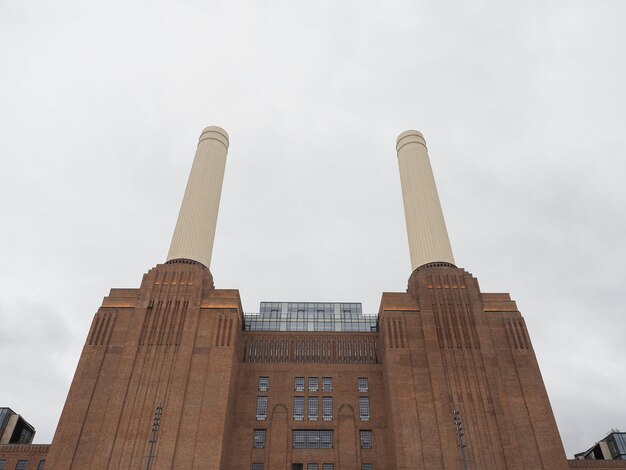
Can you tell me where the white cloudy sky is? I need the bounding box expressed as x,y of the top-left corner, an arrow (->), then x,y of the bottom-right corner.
1,0 -> 625,458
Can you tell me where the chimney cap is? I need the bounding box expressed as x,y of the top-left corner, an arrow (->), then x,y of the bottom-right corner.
199,126 -> 229,149
396,129 -> 426,153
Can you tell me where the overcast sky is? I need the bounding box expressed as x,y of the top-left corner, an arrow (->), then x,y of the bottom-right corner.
1,0 -> 625,459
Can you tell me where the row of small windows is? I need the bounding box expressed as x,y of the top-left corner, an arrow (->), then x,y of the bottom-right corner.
0,461 -> 46,470
259,376 -> 366,393
253,429 -> 372,449
293,430 -> 333,449
293,396 -> 333,421
253,464 -> 372,470
257,387 -> 369,421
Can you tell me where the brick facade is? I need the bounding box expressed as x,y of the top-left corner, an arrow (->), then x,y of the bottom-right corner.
39,259 -> 600,469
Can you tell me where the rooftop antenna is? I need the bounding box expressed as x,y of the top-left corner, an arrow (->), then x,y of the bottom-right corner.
452,409 -> 469,470
145,403 -> 163,470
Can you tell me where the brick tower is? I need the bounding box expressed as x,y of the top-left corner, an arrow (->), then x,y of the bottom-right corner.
45,127 -> 570,469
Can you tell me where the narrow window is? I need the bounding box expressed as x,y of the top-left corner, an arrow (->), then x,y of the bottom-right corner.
322,464 -> 334,470
308,377 -> 318,392
256,396 -> 268,420
359,397 -> 370,421
322,377 -> 332,392
254,429 -> 266,448
309,397 -> 319,420
252,464 -> 264,470
295,377 -> 305,392
360,430 -> 373,448
358,377 -> 369,392
16,462 -> 28,470
38,462 -> 46,470
258,376 -> 269,392
0,460 -> 5,470
323,397 -> 333,421
362,465 -> 374,470
294,396 -> 304,421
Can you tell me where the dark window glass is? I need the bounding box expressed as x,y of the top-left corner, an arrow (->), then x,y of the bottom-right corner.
359,397 -> 370,421
309,377 -> 318,392
254,429 -> 266,448
37,462 -> 46,470
292,465 -> 303,470
258,377 -> 269,392
362,464 -> 373,470
0,460 -> 5,470
322,377 -> 332,392
256,397 -> 268,420
323,397 -> 333,421
322,464 -> 334,470
307,464 -> 319,470
360,430 -> 373,448
16,462 -> 28,470
295,377 -> 305,392
294,397 -> 304,421
292,430 -> 333,449
358,377 -> 369,392
309,397 -> 319,421
252,464 -> 264,470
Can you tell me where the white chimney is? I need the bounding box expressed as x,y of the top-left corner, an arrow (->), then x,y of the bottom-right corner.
167,126 -> 229,268
396,130 -> 455,271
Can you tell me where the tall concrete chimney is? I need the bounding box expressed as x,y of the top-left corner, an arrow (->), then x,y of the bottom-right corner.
167,126 -> 229,268
396,130 -> 455,271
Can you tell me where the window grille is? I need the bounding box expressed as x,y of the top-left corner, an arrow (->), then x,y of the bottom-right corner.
360,430 -> 373,448
292,430 -> 333,449
295,377 -> 305,392
322,397 -> 333,421
309,377 -> 318,392
358,377 -> 369,392
37,462 -> 46,470
322,377 -> 332,392
254,429 -> 266,448
359,397 -> 370,421
256,396 -> 268,420
0,460 -> 5,470
307,464 -> 319,470
322,464 -> 334,470
16,462 -> 28,470
252,464 -> 264,470
294,397 -> 304,421
308,397 -> 319,420
258,376 -> 269,391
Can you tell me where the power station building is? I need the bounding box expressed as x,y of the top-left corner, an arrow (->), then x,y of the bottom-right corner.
2,127 -> 621,469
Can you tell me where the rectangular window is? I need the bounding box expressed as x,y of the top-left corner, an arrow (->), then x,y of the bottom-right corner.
292,465 -> 303,470
360,430 -> 373,448
322,464 -> 334,470
322,377 -> 332,392
322,397 -> 333,421
258,376 -> 269,392
37,463 -> 46,470
256,396 -> 268,420
0,460 -> 5,470
294,397 -> 304,421
359,397 -> 370,421
308,377 -> 318,392
254,429 -> 266,448
252,464 -> 264,470
358,377 -> 369,392
308,397 -> 319,420
292,430 -> 333,449
16,462 -> 28,470
362,465 -> 373,470
307,464 -> 319,470
295,377 -> 305,392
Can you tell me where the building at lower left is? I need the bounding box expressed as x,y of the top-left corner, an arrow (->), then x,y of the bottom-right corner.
0,408 -> 48,469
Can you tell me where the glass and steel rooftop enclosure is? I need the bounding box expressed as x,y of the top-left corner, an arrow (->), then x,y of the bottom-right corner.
243,302 -> 378,332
